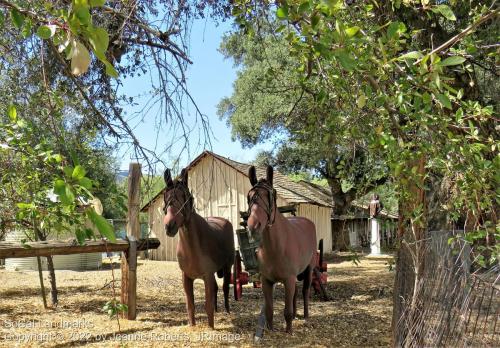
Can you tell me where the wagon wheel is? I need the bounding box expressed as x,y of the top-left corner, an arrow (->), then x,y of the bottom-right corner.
233,250 -> 243,301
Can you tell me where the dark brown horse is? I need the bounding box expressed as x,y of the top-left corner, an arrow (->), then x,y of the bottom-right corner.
163,168 -> 234,328
247,165 -> 317,333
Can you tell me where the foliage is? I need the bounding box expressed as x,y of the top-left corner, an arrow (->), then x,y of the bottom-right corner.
102,298 -> 128,318
219,21 -> 387,215
229,1 -> 499,262
0,0 -> 231,166
0,106 -> 115,243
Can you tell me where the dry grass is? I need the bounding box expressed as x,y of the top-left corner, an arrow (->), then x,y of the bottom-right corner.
0,255 -> 394,347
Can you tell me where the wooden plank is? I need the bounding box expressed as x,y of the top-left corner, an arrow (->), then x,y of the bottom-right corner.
121,236 -> 137,319
122,162 -> 141,320
0,238 -> 160,259
127,163 -> 141,241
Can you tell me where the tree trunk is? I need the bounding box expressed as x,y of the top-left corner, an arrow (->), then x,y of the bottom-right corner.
46,255 -> 58,307
331,218 -> 350,251
34,227 -> 58,307
36,256 -> 48,309
392,156 -> 427,346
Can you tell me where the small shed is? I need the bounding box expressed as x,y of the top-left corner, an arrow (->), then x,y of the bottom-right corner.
299,181 -> 398,251
141,151 -> 334,261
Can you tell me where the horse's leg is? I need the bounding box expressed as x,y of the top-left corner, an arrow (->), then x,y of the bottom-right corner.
302,266 -> 312,319
293,285 -> 299,319
213,276 -> 218,313
284,276 -> 296,333
182,272 -> 195,326
223,263 -> 231,313
262,277 -> 274,330
204,273 -> 216,329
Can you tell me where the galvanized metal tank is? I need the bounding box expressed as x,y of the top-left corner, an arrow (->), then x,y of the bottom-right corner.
4,229 -> 102,271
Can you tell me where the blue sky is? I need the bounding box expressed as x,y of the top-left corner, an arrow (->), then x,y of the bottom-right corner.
116,17 -> 273,172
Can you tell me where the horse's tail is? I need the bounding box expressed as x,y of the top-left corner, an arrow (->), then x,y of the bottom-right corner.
318,239 -> 324,268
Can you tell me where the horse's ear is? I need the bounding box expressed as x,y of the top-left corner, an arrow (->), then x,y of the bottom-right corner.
164,169 -> 173,188
266,165 -> 274,186
180,168 -> 188,186
248,166 -> 258,186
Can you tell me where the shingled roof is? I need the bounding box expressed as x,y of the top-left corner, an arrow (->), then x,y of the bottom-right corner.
141,151 -> 334,212
190,151 -> 333,207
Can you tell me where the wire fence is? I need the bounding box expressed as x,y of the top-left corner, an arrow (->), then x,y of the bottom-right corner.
393,230 -> 499,347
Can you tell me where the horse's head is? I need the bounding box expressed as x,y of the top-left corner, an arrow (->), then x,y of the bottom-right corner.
246,165 -> 276,241
163,168 -> 193,237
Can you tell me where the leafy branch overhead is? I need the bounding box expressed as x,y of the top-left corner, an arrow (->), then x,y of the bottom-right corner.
0,0 -> 230,167
1,105 -> 115,243
228,0 -> 498,258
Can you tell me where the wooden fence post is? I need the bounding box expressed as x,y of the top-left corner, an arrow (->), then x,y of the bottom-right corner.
121,162 -> 141,319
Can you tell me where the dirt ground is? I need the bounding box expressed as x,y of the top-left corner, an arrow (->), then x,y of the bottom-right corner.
0,255 -> 394,347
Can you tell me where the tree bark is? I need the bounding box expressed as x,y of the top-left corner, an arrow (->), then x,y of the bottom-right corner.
34,227 -> 58,307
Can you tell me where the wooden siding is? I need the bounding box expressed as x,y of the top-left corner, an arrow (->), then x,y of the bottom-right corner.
297,204 -> 333,252
146,155 -> 333,261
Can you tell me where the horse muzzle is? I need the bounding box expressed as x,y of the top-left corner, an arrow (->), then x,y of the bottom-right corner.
165,222 -> 178,237
247,222 -> 263,243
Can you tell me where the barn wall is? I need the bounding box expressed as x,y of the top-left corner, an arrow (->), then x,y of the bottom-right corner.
297,204 -> 333,253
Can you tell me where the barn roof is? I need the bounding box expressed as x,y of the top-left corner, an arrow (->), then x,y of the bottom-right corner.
140,151 -> 333,212
141,151 -> 398,219
200,151 -> 334,207
299,180 -> 398,220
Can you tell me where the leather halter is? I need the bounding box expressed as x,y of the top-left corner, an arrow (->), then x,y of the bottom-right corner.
247,181 -> 277,227
163,183 -> 194,222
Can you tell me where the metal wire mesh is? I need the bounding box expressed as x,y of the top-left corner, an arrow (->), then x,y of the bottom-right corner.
393,230 -> 499,347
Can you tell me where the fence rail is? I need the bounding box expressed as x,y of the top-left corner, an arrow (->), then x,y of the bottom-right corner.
0,238 -> 160,259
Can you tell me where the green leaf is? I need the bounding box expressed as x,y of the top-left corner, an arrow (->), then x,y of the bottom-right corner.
79,177 -> 93,189
72,165 -> 86,180
436,93 -> 452,109
74,6 -> 91,25
75,229 -> 86,245
89,27 -> 109,54
439,56 -> 466,66
87,208 -> 116,241
311,14 -> 320,29
36,25 -> 56,39
104,60 -> 118,78
357,93 -> 366,108
276,5 -> 288,19
398,51 -> 423,60
0,11 -> 5,27
336,51 -> 356,71
345,26 -> 360,38
54,179 -> 72,205
10,9 -> 24,29
21,18 -> 31,38
432,5 -> 456,21
8,105 -> 17,121
17,202 -> 34,210
89,0 -> 105,7
63,166 -> 74,178
65,184 -> 75,204
387,22 -> 400,39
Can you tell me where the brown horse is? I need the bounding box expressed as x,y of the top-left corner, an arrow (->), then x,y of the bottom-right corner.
163,168 -> 235,328
247,165 -> 317,333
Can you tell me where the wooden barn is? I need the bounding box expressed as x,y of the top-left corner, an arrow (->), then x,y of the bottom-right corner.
141,151 -> 334,261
